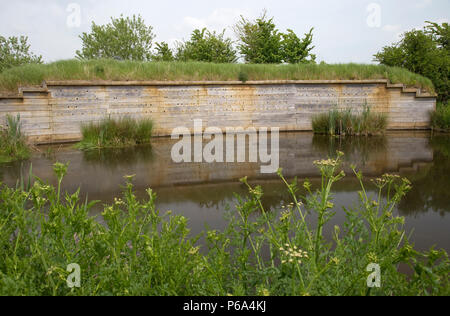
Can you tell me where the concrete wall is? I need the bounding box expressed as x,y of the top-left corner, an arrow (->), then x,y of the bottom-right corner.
0,80 -> 436,144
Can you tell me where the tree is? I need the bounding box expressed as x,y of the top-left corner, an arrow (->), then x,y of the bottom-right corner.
234,11 -> 283,64
374,22 -> 450,102
175,28 -> 237,63
281,28 -> 316,64
153,42 -> 174,62
234,10 -> 316,64
0,35 -> 42,72
76,15 -> 155,61
425,21 -> 449,51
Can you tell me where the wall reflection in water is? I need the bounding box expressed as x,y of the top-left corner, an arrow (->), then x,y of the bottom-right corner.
0,132 -> 448,251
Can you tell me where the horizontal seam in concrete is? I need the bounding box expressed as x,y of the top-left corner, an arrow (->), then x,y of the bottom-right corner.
44,79 -> 391,86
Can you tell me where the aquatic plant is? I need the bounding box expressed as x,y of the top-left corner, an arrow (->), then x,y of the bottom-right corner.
0,114 -> 31,163
312,106 -> 388,136
76,116 -> 153,150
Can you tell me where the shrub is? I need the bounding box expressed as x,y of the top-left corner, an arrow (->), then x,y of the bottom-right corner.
374,21 -> 449,102
76,15 -> 155,61
0,35 -> 42,73
431,102 -> 450,131
175,28 -> 237,63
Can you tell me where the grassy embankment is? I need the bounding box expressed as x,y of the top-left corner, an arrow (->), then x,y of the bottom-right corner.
312,106 -> 388,136
0,59 -> 435,94
76,117 -> 153,150
0,115 -> 30,163
0,154 -> 448,296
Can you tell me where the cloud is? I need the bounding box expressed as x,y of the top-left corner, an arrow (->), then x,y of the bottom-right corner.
178,8 -> 248,36
382,24 -> 402,33
414,0 -> 433,9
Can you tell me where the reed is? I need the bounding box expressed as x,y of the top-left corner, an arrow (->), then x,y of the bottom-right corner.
0,114 -> 31,163
312,106 -> 388,136
76,116 -> 153,150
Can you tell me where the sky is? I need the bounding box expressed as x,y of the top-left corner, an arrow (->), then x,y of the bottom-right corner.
0,0 -> 449,63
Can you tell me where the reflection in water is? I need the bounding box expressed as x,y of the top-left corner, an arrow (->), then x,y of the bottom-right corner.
0,132 -> 448,252
82,145 -> 155,168
398,136 -> 450,217
312,135 -> 388,168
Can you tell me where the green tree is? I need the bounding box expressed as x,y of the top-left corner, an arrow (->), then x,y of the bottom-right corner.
281,28 -> 316,64
234,11 -> 283,64
175,28 -> 237,63
374,22 -> 450,102
425,21 -> 449,51
153,42 -> 174,62
76,15 -> 155,61
0,35 -> 42,72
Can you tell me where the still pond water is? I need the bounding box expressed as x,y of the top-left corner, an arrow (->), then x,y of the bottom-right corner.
1,132 -> 449,252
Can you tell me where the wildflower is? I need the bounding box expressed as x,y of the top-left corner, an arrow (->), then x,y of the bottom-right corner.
279,245 -> 309,264
261,288 -> 270,296
367,252 -> 378,263
188,247 -> 200,255
313,159 -> 338,167
331,257 -> 340,265
114,197 -> 125,206
280,210 -> 291,222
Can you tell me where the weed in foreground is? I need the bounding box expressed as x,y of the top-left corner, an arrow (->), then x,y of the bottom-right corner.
0,154 -> 448,296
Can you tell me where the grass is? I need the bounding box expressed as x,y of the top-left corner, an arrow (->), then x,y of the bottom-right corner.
76,116 -> 153,150
312,106 -> 388,136
0,59 -> 435,94
431,102 -> 450,132
0,154 -> 448,296
0,114 -> 31,163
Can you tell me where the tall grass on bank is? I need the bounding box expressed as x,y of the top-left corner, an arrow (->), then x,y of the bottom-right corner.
0,114 -> 31,163
0,59 -> 435,94
0,155 -> 448,296
312,106 -> 388,136
76,117 -> 153,150
431,102 -> 450,132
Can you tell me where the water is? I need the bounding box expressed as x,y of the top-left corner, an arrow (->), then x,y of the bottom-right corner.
1,131 -> 449,252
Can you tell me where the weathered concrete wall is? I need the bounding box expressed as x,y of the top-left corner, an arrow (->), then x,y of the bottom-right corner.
0,80 -> 436,144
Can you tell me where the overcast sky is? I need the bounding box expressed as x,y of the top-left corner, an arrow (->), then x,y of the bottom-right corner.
0,0 -> 448,63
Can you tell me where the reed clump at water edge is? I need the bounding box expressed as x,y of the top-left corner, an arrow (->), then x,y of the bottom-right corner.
312,106 -> 388,136
76,116 -> 154,150
0,114 -> 31,163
